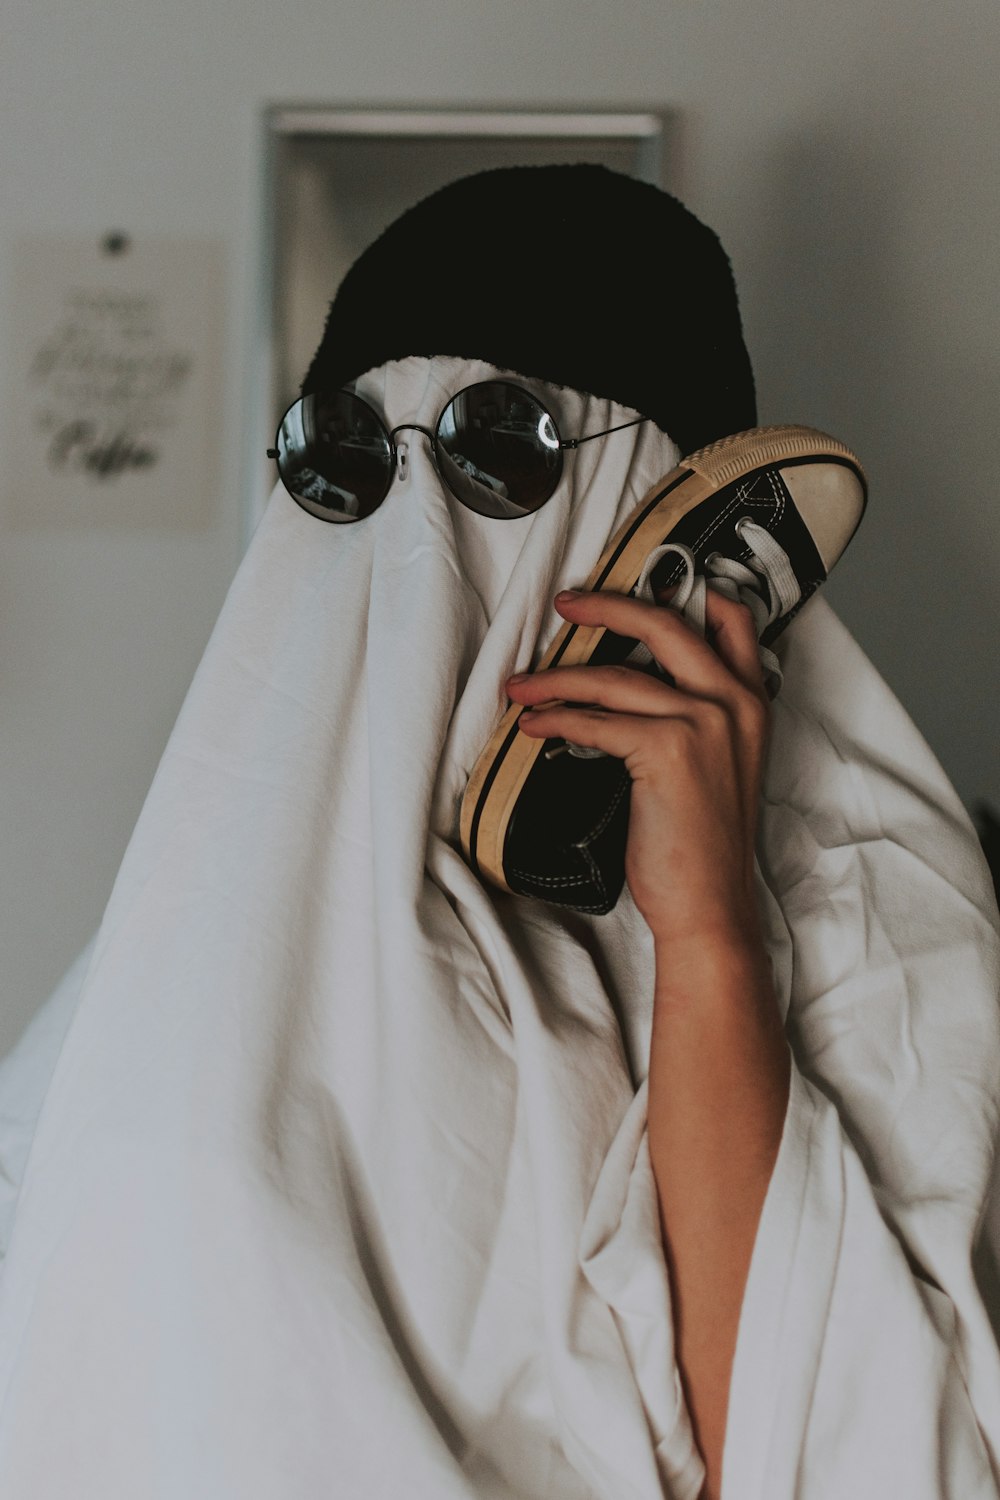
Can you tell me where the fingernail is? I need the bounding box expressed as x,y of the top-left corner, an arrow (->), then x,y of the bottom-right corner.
507,672 -> 529,684
555,589 -> 579,601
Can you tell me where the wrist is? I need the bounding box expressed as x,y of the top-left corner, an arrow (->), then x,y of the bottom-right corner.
649,903 -> 766,968
652,921 -> 774,1007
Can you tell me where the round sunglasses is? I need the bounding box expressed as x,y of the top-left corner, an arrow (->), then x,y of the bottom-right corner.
267,380 -> 648,523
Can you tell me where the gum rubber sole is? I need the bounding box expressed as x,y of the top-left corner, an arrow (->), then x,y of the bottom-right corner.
459,424 -> 862,897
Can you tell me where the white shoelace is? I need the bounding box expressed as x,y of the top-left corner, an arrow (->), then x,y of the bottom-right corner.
552,518 -> 802,761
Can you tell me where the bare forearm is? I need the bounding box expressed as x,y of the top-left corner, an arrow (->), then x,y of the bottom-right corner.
507,578 -> 792,1492
647,934 -> 791,1500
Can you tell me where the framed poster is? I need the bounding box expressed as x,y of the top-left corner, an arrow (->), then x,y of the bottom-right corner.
6,233 -> 225,531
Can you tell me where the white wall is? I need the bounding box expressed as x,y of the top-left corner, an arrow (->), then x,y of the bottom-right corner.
2,0 -> 998,1055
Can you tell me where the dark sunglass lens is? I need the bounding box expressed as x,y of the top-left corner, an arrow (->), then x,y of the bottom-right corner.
274,391 -> 392,523
435,382 -> 563,519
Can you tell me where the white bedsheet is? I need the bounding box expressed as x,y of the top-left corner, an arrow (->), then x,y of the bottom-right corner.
1,355 -> 999,1498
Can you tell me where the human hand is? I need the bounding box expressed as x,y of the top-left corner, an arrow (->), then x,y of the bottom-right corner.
505,587 -> 772,954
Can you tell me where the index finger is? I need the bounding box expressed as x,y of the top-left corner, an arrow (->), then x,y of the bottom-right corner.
553,588 -> 741,705
702,588 -> 768,700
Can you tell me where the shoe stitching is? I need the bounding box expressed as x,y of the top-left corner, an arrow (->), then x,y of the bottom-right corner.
572,840 -> 609,910
507,866 -> 610,907
661,478 -> 784,580
573,767 -> 631,847
506,865 -> 611,913
648,476 -> 784,588
649,488 -> 750,583
509,864 -> 611,906
509,771 -> 628,903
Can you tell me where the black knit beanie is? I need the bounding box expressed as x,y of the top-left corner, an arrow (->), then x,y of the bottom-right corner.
301,162 -> 756,457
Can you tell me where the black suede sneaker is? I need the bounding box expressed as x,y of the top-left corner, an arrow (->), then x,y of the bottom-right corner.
459,424 -> 867,914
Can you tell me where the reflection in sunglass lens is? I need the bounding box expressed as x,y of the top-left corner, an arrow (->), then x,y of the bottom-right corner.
436,382 -> 563,519
275,391 -> 393,523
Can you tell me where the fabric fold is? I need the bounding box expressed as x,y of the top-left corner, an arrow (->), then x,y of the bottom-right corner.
720,597 -> 1000,1498
726,1061 -> 999,1498
578,1079 -> 703,1499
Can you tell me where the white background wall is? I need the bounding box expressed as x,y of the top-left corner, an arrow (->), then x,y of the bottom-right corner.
2,1 -> 999,1056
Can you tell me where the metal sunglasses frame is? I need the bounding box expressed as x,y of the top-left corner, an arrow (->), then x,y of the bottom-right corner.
267,379 -> 649,522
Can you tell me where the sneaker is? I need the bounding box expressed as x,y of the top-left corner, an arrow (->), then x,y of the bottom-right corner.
458,424 -> 867,914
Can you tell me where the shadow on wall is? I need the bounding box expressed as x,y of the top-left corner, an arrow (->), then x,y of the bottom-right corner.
974,804 -> 1000,909
973,1019 -> 1000,1342
747,123 -> 1000,812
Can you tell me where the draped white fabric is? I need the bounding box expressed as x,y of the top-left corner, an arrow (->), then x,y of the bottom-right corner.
1,355 -> 999,1499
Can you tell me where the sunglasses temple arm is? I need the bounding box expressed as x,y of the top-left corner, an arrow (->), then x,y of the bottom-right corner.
561,416 -> 649,450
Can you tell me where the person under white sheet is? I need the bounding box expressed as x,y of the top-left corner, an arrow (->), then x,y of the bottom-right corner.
1,165 -> 1000,1500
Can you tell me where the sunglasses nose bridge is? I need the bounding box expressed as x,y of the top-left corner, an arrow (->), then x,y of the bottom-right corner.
388,422 -> 435,444
387,423 -> 438,488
